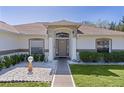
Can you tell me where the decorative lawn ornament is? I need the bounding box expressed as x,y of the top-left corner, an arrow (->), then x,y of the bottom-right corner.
27,56 -> 33,74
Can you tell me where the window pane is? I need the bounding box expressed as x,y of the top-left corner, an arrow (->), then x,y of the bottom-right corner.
31,47 -> 43,54
30,39 -> 44,54
96,39 -> 110,53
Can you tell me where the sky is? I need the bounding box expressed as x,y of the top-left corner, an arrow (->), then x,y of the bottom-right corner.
0,6 -> 124,25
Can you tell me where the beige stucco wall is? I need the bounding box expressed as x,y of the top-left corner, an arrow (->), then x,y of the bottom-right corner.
77,35 -> 96,50
18,34 -> 48,50
112,36 -> 124,50
77,35 -> 124,51
0,31 -> 19,51
1,29 -> 124,58
0,31 -> 48,56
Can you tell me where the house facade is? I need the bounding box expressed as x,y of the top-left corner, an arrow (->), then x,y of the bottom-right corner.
1,20 -> 124,61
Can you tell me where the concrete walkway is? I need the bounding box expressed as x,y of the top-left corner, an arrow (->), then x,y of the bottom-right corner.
52,59 -> 74,87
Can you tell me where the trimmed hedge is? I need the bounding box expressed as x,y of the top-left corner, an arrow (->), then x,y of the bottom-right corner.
79,51 -> 124,62
104,51 -> 124,62
79,52 -> 103,62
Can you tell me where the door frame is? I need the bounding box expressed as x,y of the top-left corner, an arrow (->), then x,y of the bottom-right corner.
55,38 -> 70,57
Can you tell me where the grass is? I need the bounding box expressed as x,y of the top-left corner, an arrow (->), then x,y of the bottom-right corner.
0,82 -> 50,87
70,64 -> 124,87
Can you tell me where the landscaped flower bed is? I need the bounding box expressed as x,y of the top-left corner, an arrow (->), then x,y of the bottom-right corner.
0,54 -> 45,70
79,51 -> 124,62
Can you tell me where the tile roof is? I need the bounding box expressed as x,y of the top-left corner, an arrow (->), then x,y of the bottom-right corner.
0,21 -> 19,33
78,25 -> 124,35
1,20 -> 124,36
14,22 -> 47,35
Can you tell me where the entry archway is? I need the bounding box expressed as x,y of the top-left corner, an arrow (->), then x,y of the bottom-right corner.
55,32 -> 69,57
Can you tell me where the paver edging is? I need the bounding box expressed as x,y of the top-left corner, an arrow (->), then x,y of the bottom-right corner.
68,61 -> 124,65
67,63 -> 75,87
51,60 -> 58,87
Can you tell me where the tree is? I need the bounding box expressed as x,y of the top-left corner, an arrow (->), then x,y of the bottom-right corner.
117,16 -> 124,31
109,22 -> 116,30
96,19 -> 110,29
121,16 -> 124,24
82,21 -> 95,26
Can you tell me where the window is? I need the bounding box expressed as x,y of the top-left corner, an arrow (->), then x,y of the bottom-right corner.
56,32 -> 69,38
29,39 -> 44,54
96,39 -> 111,53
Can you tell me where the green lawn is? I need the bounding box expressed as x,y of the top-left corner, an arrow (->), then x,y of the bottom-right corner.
70,65 -> 124,87
0,82 -> 50,87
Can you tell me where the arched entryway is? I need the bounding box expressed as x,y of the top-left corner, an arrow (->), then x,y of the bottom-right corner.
55,32 -> 69,57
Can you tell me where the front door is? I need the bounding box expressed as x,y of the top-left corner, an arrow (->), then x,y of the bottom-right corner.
56,39 -> 69,57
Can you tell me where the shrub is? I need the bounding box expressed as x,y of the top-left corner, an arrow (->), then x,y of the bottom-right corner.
39,54 -> 45,61
104,51 -> 124,62
0,54 -> 45,69
2,54 -> 28,68
15,55 -> 21,63
25,54 -> 30,61
0,63 -> 3,70
32,54 -> 39,62
3,56 -> 11,68
79,52 -> 89,62
10,55 -> 17,65
79,52 -> 103,62
0,58 -> 3,70
10,54 -> 28,65
80,51 -> 124,63
31,54 -> 45,62
20,54 -> 25,62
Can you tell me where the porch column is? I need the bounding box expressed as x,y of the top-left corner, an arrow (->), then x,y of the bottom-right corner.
48,37 -> 54,61
71,37 -> 77,60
